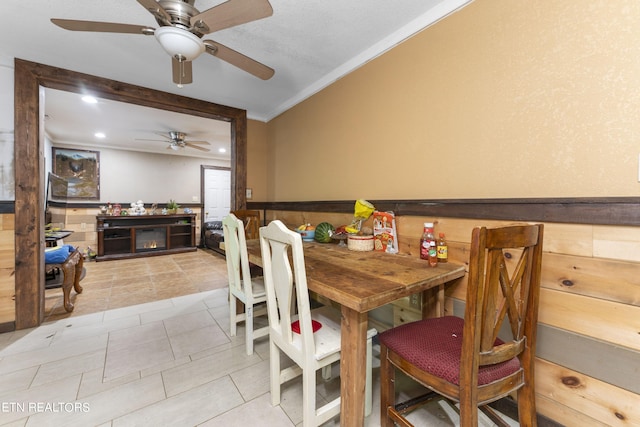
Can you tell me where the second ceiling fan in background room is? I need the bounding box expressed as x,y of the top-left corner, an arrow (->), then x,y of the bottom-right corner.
51,0 -> 275,87
136,131 -> 212,151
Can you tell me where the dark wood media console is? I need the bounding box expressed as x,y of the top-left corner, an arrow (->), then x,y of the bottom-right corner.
96,214 -> 196,261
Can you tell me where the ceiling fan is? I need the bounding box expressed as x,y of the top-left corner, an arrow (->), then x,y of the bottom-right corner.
137,131 -> 211,152
51,0 -> 275,86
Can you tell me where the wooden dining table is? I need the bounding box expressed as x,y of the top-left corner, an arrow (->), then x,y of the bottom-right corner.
245,239 -> 466,426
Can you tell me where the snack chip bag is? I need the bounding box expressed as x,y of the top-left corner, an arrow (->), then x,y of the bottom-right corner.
346,199 -> 375,234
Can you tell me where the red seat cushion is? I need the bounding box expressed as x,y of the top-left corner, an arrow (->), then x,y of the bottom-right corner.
379,316 -> 521,386
291,319 -> 322,334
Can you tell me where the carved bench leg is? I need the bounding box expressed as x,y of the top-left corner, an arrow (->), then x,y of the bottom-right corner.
73,253 -> 84,294
61,250 -> 83,312
60,260 -> 75,312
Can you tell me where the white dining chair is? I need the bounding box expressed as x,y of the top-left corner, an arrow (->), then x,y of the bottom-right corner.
259,220 -> 377,426
222,213 -> 269,355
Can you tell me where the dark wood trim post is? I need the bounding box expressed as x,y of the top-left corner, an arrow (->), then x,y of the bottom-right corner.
14,59 -> 45,328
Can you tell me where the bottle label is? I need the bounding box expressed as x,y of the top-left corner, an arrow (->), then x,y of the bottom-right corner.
437,246 -> 448,259
420,240 -> 429,259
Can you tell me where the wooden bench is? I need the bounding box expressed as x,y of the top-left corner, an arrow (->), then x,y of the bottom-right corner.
45,248 -> 84,312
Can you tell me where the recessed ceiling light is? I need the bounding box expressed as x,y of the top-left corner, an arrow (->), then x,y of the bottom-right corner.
94,132 -> 106,138
218,148 -> 226,153
82,95 -> 98,104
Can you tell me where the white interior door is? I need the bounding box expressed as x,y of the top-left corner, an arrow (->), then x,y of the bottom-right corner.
203,167 -> 231,222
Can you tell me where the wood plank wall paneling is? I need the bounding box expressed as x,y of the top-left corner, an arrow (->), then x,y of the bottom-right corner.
251,200 -> 640,426
46,206 -> 205,253
536,359 -> 639,426
537,325 -> 640,396
539,289 -> 639,352
0,213 -> 16,327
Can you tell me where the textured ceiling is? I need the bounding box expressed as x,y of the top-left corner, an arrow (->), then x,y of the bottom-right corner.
1,0 -> 470,159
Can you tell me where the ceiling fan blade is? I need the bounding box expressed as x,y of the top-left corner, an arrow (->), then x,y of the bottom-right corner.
135,138 -> 169,142
172,58 -> 193,86
203,40 -> 274,80
185,143 -> 211,152
51,18 -> 154,35
184,140 -> 210,145
136,0 -> 172,25
191,0 -> 273,34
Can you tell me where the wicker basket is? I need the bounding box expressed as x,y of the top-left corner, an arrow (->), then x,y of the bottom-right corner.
347,234 -> 374,251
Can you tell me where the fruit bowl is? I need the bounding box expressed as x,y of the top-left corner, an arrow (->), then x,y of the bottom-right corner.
330,231 -> 348,247
296,228 -> 315,242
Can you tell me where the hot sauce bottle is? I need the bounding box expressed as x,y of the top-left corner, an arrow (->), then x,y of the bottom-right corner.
437,232 -> 448,263
420,223 -> 438,267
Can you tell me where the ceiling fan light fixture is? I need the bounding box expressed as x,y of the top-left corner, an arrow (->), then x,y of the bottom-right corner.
155,26 -> 204,61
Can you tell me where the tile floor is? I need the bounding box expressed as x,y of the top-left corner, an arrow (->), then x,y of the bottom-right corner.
1,250 -> 517,426
43,249 -> 230,323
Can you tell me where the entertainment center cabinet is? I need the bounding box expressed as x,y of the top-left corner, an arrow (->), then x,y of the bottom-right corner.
96,214 -> 196,261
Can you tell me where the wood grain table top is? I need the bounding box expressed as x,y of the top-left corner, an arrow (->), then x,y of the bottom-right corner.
245,239 -> 466,313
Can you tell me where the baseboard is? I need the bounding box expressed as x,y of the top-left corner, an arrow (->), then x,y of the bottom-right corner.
0,321 -> 16,333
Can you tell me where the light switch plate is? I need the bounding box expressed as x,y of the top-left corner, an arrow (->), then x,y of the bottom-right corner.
246,188 -> 253,199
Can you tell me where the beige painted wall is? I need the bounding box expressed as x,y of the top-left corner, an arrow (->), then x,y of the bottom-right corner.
247,120 -> 268,202
264,1 -> 640,201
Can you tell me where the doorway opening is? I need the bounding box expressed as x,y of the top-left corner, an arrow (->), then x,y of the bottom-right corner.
13,59 -> 248,329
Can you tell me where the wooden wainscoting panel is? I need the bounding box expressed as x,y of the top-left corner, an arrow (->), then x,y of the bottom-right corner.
397,218 -> 596,258
539,288 -> 640,351
593,224 -> 640,262
448,248 -> 639,307
265,210 -> 354,232
0,285 -> 15,325
0,214 -> 15,324
543,222 -> 594,257
535,358 -> 639,426
0,230 -> 14,270
536,394 -> 609,427
542,252 -> 639,305
537,324 -> 640,395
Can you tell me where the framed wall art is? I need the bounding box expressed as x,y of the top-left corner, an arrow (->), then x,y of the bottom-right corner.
52,147 -> 100,199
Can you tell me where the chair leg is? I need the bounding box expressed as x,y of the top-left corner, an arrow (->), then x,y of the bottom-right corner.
245,305 -> 254,355
229,293 -> 237,337
302,364 -> 317,427
270,341 -> 281,406
380,344 -> 396,427
321,365 -> 332,381
365,336 -> 373,417
459,393 -> 479,427
516,382 -> 538,427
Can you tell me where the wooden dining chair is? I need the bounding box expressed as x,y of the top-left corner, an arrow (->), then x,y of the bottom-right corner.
259,220 -> 377,426
379,224 -> 544,427
231,209 -> 261,240
222,213 -> 269,355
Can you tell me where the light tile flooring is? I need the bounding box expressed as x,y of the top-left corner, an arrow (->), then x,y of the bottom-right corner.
1,250 -> 517,426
